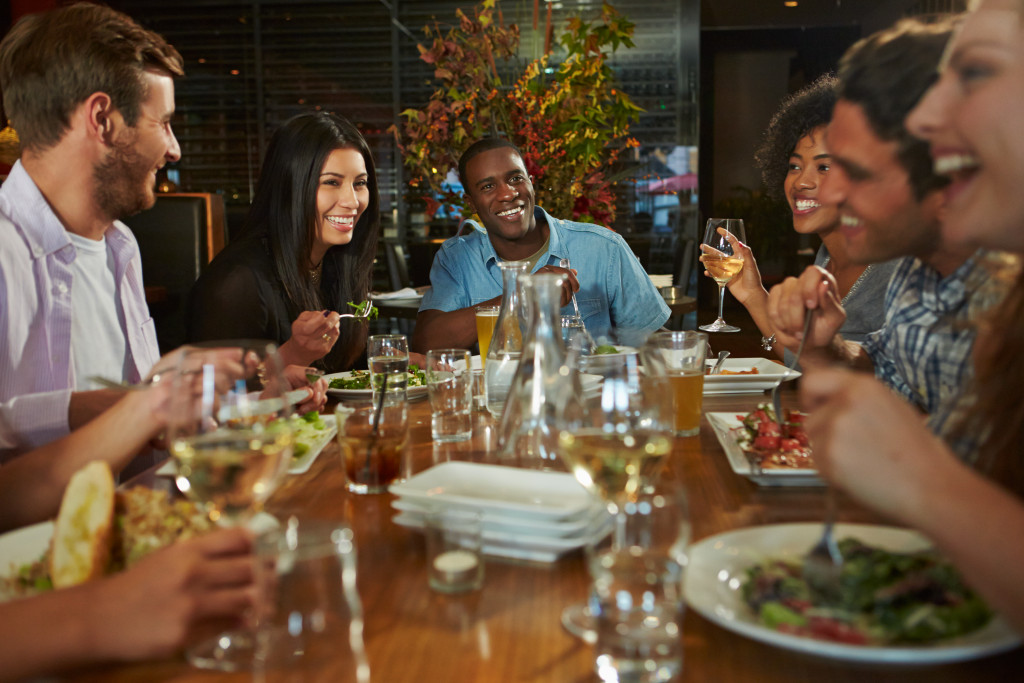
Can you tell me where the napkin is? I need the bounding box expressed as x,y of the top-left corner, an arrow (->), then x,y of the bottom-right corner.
370,287 -> 422,300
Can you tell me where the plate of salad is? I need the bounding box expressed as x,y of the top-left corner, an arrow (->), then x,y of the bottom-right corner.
288,411 -> 337,475
324,366 -> 428,401
685,523 -> 1020,663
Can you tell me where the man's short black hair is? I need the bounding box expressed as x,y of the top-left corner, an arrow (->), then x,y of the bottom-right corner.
458,137 -> 521,187
837,16 -> 957,200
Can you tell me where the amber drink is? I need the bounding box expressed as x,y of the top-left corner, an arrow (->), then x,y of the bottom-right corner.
475,306 -> 499,367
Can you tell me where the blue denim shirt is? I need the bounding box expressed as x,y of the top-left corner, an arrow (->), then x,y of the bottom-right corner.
419,206 -> 670,343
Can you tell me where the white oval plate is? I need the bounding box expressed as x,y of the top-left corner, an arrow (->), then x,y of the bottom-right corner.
684,523 -> 1020,663
324,370 -> 429,401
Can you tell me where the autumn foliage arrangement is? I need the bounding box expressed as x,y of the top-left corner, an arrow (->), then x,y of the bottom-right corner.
391,0 -> 642,227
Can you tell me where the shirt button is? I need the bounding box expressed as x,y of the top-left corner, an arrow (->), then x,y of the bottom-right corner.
56,282 -> 68,294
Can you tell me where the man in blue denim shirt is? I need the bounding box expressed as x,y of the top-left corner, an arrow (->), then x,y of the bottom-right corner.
412,138 -> 669,353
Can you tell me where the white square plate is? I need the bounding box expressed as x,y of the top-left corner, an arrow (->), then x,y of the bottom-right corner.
389,462 -> 593,521
706,412 -> 822,487
391,498 -> 606,538
703,358 -> 800,394
392,510 -> 611,563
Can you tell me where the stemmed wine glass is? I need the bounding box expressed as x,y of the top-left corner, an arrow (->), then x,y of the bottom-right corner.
166,340 -> 295,671
555,349 -> 675,640
699,218 -> 746,333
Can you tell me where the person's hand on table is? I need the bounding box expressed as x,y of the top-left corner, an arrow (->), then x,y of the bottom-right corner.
88,527 -> 255,661
536,264 -> 579,308
700,227 -> 767,306
766,265 -> 846,350
799,358 -> 953,525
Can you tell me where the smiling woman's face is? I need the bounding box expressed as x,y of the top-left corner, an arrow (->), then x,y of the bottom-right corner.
783,126 -> 839,236
906,0 -> 1024,251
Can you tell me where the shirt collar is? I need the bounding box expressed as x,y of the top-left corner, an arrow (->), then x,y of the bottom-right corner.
0,160 -> 74,259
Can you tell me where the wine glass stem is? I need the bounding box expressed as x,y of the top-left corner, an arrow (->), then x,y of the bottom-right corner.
716,284 -> 727,322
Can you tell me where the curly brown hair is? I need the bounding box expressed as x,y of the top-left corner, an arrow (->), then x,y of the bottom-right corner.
753,74 -> 838,201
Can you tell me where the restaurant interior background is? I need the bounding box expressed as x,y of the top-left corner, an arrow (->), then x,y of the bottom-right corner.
1,0 -> 965,346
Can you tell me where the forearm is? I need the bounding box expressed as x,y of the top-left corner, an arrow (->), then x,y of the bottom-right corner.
278,338 -> 320,368
823,334 -> 874,372
0,391 -> 162,531
738,289 -> 784,360
910,461 -> 1024,634
67,389 -> 123,431
412,305 -> 492,354
0,583 -> 102,681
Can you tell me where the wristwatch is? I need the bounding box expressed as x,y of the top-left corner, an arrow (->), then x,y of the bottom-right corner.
760,334 -> 776,352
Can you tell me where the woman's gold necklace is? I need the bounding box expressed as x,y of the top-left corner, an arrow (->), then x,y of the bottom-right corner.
309,261 -> 323,286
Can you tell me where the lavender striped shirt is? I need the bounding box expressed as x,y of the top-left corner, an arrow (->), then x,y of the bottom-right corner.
0,161 -> 160,454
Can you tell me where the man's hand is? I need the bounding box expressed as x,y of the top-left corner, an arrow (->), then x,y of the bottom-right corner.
766,266 -> 846,350
535,265 -> 579,308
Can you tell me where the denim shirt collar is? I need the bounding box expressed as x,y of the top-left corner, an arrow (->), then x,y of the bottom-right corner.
473,205 -> 569,272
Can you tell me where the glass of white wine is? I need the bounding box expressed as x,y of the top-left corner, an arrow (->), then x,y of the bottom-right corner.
166,340 -> 295,671
699,217 -> 746,333
555,349 -> 675,641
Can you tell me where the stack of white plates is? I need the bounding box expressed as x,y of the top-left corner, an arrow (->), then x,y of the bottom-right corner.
648,273 -> 674,289
389,462 -> 611,563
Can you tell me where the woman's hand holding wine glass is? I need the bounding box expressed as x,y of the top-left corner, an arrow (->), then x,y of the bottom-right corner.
698,218 -> 747,333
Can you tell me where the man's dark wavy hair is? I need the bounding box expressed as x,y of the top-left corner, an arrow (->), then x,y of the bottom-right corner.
836,16 -> 957,200
754,74 -> 838,201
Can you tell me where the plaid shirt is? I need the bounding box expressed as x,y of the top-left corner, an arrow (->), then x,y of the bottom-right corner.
862,249 -> 1017,456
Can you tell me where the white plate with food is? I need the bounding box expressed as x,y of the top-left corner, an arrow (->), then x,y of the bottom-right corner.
703,358 -> 800,394
707,412 -> 822,487
392,510 -> 611,563
685,523 -> 1020,664
389,462 -> 593,522
0,521 -> 53,601
288,413 -> 338,475
155,412 -> 338,477
324,368 -> 429,401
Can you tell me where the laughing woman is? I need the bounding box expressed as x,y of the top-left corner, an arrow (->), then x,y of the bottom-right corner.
799,0 -> 1024,633
187,112 -> 380,372
702,75 -> 897,359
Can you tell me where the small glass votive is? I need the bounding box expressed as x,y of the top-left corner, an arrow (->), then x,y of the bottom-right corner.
471,368 -> 486,411
425,509 -> 484,594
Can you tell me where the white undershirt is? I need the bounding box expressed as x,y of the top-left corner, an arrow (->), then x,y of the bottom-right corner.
69,233 -> 129,389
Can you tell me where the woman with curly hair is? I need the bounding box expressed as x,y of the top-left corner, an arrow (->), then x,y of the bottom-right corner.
187,112 -> 380,372
702,74 -> 897,358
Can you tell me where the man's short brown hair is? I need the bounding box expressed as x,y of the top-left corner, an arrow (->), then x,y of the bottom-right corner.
0,2 -> 184,151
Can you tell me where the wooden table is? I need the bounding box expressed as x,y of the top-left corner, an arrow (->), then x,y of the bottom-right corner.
64,390 -> 1023,682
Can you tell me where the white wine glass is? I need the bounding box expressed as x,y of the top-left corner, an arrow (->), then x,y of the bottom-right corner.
699,218 -> 746,333
555,349 -> 674,641
166,340 -> 295,671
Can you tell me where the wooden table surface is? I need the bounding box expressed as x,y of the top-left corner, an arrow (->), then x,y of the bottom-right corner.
62,389 -> 1023,682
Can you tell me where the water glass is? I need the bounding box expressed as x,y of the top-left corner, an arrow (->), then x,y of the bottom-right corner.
425,349 -> 473,442
335,402 -> 407,494
592,549 -> 685,683
641,331 -> 708,437
367,334 -> 409,403
425,508 -> 484,594
254,518 -> 369,683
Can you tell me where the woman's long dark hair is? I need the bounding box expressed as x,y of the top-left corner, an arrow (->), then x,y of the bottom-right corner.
243,111 -> 380,371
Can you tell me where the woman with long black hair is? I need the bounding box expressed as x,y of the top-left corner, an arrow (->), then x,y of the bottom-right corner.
188,111 -> 380,371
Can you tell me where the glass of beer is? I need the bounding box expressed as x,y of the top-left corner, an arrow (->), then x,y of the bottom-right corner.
641,331 -> 708,436
475,305 -> 499,366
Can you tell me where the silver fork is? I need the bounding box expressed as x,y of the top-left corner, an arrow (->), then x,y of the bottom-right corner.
770,308 -> 814,428
558,258 -> 594,350
804,486 -> 843,600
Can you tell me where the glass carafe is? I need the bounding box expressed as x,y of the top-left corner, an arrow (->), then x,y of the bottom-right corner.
498,272 -> 583,469
485,260 -> 529,418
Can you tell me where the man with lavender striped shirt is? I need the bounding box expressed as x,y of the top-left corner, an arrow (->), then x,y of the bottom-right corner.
0,5 -> 184,456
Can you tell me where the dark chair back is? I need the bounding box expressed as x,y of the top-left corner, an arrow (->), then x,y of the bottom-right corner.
122,193 -> 226,352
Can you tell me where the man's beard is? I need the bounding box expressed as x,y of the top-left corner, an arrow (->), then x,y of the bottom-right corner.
93,134 -> 156,221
